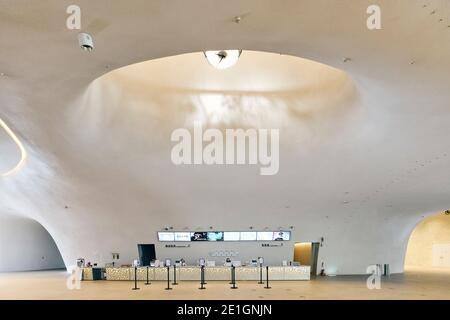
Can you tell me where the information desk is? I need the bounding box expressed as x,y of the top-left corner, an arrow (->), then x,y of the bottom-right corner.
82,266 -> 310,281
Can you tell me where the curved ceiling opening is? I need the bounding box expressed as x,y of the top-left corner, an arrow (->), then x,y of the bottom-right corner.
76,51 -> 356,132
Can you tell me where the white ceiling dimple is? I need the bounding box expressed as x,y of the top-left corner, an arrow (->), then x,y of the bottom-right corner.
94,51 -> 356,129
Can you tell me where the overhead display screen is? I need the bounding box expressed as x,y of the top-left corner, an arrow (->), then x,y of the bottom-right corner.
223,232 -> 240,241
207,232 -> 224,241
158,232 -> 175,241
240,232 -> 257,241
157,231 -> 291,242
190,232 -> 208,241
272,231 -> 290,241
174,232 -> 191,242
257,232 -> 273,241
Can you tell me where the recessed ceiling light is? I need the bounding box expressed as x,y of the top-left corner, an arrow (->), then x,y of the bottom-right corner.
204,50 -> 242,69
233,16 -> 242,23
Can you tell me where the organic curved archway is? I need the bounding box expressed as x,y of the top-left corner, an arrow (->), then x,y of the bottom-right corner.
405,212 -> 450,270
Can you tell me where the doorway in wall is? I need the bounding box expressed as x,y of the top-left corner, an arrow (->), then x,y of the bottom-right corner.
293,242 -> 320,276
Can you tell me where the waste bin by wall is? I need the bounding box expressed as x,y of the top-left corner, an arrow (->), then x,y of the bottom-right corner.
92,267 -> 103,280
383,264 -> 390,276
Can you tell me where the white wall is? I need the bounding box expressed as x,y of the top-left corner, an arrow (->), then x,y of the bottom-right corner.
0,214 -> 65,272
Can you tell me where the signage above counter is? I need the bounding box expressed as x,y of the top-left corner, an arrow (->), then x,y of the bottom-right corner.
157,231 -> 291,242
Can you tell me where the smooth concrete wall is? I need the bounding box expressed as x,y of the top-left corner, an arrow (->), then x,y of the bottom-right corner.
0,214 -> 65,272
405,213 -> 450,268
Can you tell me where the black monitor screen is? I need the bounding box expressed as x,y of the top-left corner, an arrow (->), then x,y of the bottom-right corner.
190,232 -> 208,241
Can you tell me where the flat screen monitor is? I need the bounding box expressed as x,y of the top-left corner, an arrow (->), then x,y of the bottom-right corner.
257,232 -> 273,241
174,232 -> 191,242
190,232 -> 208,241
207,231 -> 224,241
223,232 -> 240,241
240,231 -> 257,241
137,244 -> 156,266
272,231 -> 290,241
158,232 -> 175,241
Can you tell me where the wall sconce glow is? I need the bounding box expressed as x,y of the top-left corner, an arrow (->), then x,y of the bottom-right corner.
204,50 -> 242,69
0,118 -> 27,177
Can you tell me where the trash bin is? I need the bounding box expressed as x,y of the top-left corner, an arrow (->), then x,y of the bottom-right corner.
92,267 -> 103,280
383,264 -> 390,277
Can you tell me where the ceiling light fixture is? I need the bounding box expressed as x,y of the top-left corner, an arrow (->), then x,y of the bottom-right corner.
204,50 -> 242,69
0,117 -> 27,177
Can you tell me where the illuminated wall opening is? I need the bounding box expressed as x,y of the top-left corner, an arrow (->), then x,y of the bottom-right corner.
405,212 -> 450,270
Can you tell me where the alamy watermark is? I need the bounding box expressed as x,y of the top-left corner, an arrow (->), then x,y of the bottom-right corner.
366,265 -> 382,289
367,4 -> 382,30
66,266 -> 82,290
171,122 -> 279,175
66,5 -> 81,30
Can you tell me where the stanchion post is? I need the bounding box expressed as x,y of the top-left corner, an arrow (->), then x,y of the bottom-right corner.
264,266 -> 271,289
132,266 -> 140,290
145,266 -> 150,285
199,266 -> 206,289
231,265 -> 238,289
172,264 -> 178,285
165,266 -> 172,290
258,263 -> 264,284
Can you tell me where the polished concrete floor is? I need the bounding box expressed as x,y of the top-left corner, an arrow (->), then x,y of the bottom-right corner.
0,266 -> 449,300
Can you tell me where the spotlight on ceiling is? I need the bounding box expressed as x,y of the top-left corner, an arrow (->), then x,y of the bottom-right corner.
204,50 -> 242,69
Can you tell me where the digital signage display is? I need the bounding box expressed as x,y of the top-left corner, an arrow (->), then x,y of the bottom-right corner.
207,232 -> 224,241
240,232 -> 257,241
223,232 -> 240,241
190,232 -> 208,241
158,232 -> 175,241
174,232 -> 191,241
272,231 -> 290,241
256,232 -> 273,241
157,231 -> 291,241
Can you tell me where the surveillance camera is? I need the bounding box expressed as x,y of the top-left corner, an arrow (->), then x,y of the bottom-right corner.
77,32 -> 94,51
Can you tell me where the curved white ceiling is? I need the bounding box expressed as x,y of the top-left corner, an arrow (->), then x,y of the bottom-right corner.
0,0 -> 450,273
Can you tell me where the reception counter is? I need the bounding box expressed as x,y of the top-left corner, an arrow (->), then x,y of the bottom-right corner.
82,266 -> 310,281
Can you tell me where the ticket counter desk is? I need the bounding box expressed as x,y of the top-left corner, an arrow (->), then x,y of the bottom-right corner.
82,266 -> 310,281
